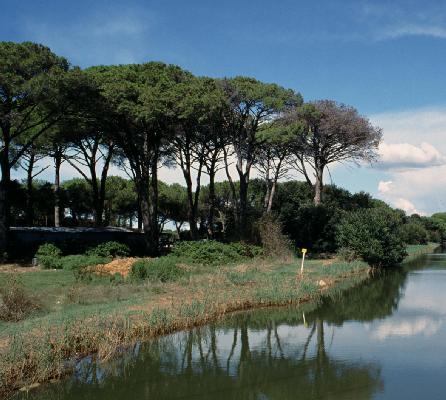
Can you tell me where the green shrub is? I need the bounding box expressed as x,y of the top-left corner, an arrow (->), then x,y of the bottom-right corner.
228,242 -> 264,258
36,243 -> 62,258
86,241 -> 130,258
336,247 -> 358,262
399,222 -> 428,245
35,243 -> 63,269
337,208 -> 407,267
170,240 -> 261,266
130,257 -> 184,282
61,255 -> 111,271
37,256 -> 63,270
281,203 -> 342,253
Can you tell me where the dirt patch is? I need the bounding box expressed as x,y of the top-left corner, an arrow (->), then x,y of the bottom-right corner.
94,258 -> 137,278
233,263 -> 258,273
0,263 -> 36,273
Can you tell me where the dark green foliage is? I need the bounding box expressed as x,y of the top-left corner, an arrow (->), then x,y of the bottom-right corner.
36,243 -> 63,269
228,242 -> 264,258
130,257 -> 184,282
337,208 -> 407,267
421,214 -> 446,243
399,221 -> 428,245
275,182 -> 381,253
86,241 -> 130,258
336,247 -> 359,262
36,243 -> 62,258
35,242 -> 127,271
60,255 -> 111,271
283,204 -> 342,253
37,256 -> 63,270
170,240 -> 262,266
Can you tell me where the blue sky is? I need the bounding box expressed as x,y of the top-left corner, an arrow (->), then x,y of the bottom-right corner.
3,0 -> 446,214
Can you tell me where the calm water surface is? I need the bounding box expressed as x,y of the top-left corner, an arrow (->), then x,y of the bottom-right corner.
21,253 -> 446,399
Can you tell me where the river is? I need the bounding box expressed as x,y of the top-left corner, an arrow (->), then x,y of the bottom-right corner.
20,251 -> 446,399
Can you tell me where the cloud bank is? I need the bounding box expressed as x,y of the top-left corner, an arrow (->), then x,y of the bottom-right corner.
371,106 -> 446,215
377,142 -> 446,170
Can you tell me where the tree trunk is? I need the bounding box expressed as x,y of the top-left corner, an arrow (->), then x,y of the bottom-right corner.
175,222 -> 183,238
223,147 -> 239,229
208,168 -> 216,239
93,143 -> 113,227
137,163 -> 160,255
184,172 -> 199,240
263,180 -> 271,212
180,149 -> 203,241
54,150 -> 62,227
25,150 -> 36,226
0,141 -> 11,253
265,161 -> 282,214
266,180 -> 277,213
91,177 -> 101,226
313,165 -> 324,206
139,183 -> 154,253
149,155 -> 160,254
239,173 -> 249,238
137,202 -> 143,232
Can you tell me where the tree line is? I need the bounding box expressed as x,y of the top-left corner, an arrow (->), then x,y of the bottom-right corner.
1,41 -> 383,254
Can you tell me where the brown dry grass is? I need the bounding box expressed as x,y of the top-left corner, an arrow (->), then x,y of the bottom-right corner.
0,263 -> 36,273
94,258 -> 138,278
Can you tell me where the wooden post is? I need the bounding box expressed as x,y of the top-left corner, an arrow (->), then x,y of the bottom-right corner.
300,248 -> 307,276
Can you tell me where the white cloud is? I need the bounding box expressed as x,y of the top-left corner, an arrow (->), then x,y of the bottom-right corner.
393,198 -> 422,216
378,181 -> 423,215
356,3 -> 446,41
370,107 -> 446,147
377,142 -> 446,170
371,106 -> 446,215
377,25 -> 446,40
370,317 -> 442,341
378,180 -> 393,194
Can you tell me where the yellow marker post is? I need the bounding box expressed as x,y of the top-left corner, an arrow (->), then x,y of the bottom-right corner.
302,312 -> 308,328
300,248 -> 307,276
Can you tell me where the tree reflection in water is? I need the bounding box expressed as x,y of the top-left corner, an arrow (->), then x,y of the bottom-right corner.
23,263 -> 418,400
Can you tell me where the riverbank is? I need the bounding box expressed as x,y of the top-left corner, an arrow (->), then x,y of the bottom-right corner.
403,243 -> 440,263
0,243 -> 438,397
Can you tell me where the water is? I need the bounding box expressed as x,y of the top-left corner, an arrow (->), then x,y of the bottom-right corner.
21,253 -> 446,399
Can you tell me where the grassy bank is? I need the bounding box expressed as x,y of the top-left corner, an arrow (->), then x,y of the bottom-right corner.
403,242 -> 440,263
0,243 -> 437,397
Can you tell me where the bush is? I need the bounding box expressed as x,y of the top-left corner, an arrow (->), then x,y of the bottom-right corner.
170,240 -> 261,266
35,243 -> 63,269
0,275 -> 41,321
399,222 -> 428,245
336,247 -> 358,263
60,255 -> 111,271
281,204 -> 342,253
337,208 -> 407,267
36,243 -> 62,258
256,214 -> 292,258
130,257 -> 184,282
86,241 -> 130,258
227,242 -> 264,258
